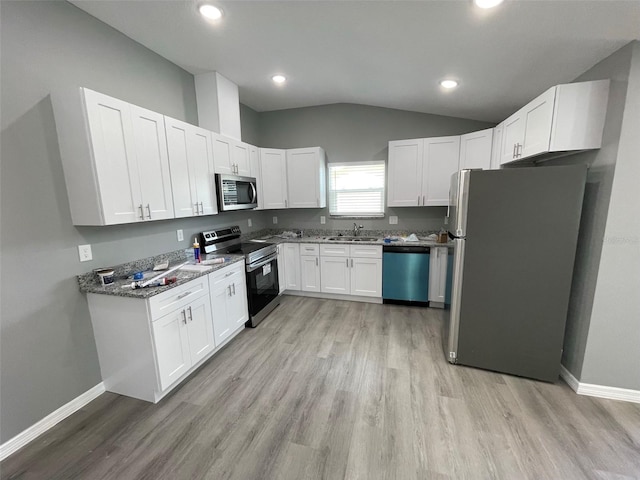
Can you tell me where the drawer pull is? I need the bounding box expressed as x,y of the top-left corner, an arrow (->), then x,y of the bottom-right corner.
177,291 -> 191,299
225,271 -> 234,277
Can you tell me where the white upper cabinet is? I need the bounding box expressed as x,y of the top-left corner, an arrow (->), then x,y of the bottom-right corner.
500,80 -> 609,165
490,123 -> 503,170
249,145 -> 264,210
260,148 -> 288,209
286,147 -> 327,208
422,136 -> 461,206
459,128 -> 494,171
53,87 -> 174,225
165,116 -> 218,218
387,139 -> 423,207
212,132 -> 251,176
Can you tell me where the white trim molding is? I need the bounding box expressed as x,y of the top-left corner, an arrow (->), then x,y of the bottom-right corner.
560,365 -> 640,404
0,383 -> 105,461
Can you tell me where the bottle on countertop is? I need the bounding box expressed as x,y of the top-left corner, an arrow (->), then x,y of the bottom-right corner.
193,237 -> 201,263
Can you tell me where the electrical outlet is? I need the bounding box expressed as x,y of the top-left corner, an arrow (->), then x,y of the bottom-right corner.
78,244 -> 93,262
272,216 -> 278,224
444,216 -> 449,225
177,229 -> 184,242
248,218 -> 252,227
389,215 -> 398,225
320,215 -> 326,224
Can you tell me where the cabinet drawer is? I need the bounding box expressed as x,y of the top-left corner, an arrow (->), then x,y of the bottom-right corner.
300,243 -> 320,255
149,277 -> 209,320
210,261 -> 245,288
349,245 -> 382,259
320,244 -> 349,257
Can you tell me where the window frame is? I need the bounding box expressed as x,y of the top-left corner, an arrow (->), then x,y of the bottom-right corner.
327,160 -> 386,219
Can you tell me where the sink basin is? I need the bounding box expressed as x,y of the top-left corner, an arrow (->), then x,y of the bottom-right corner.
325,236 -> 378,242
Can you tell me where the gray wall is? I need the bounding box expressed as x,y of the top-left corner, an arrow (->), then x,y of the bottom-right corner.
239,103 -> 261,146
256,103 -> 493,233
578,42 -> 640,389
547,42 -> 637,389
0,1 -> 267,443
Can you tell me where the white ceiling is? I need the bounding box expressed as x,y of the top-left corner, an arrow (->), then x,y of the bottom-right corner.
70,0 -> 640,122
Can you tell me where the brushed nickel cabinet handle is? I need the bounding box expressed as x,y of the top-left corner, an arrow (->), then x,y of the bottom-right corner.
138,204 -> 144,220
315,257 -> 318,266
513,143 -> 517,158
177,291 -> 191,299
232,283 -> 236,295
199,202 -> 204,214
146,204 -> 151,219
227,285 -> 232,297
423,195 -> 426,205
194,203 -> 199,215
187,306 -> 193,322
417,195 -> 420,205
285,199 -> 288,208
351,259 -> 354,268
181,310 -> 187,325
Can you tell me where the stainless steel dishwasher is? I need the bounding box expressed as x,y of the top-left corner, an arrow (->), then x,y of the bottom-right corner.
382,245 -> 430,304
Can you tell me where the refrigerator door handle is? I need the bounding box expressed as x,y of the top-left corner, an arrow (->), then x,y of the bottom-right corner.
446,238 -> 466,363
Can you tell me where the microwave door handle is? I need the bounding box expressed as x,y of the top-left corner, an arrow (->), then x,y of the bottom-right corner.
250,182 -> 257,203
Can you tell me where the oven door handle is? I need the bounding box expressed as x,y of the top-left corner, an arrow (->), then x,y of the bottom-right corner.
250,182 -> 257,204
246,252 -> 278,272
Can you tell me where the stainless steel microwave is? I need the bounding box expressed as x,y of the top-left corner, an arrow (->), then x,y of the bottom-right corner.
216,174 -> 258,211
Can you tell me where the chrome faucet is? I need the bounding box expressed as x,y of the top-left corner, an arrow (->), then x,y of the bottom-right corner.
353,223 -> 364,236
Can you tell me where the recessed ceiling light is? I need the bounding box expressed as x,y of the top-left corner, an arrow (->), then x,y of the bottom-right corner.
474,0 -> 504,8
272,75 -> 287,84
199,4 -> 223,20
440,79 -> 459,89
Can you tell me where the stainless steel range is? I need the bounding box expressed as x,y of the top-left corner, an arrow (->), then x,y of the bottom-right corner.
199,226 -> 280,327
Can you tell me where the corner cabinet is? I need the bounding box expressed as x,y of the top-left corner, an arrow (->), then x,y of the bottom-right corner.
500,80 -> 610,165
165,117 -> 218,218
52,87 -> 174,225
286,147 -> 327,208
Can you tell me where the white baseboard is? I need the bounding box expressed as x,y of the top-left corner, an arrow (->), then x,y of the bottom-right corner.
283,290 -> 383,304
560,365 -> 640,404
0,382 -> 105,461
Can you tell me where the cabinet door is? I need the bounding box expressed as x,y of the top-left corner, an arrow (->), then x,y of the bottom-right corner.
286,148 -> 323,208
428,247 -> 448,303
320,256 -> 350,294
283,243 -> 301,290
260,148 -> 288,209
189,127 -> 218,216
490,123 -> 503,170
277,245 -> 286,294
233,141 -> 251,177
351,257 -> 382,298
165,117 -> 198,217
130,106 -> 174,221
83,88 -> 142,224
387,139 -> 423,207
521,87 -> 556,159
185,295 -> 215,365
300,255 -> 321,292
459,129 -> 493,171
249,146 -> 264,210
227,269 -> 249,328
500,111 -> 525,165
210,279 -> 235,344
152,310 -> 191,391
212,133 -> 233,175
423,136 -> 461,206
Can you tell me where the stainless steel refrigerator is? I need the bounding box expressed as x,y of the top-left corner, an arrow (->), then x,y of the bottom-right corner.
445,165 -> 587,382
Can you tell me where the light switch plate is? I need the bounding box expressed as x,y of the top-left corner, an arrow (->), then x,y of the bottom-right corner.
78,244 -> 92,262
248,219 -> 252,227
272,216 -> 278,224
320,216 -> 326,224
177,229 -> 184,242
389,215 -> 398,225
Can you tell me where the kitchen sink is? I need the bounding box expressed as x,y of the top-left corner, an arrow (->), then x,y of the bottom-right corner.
325,236 -> 379,242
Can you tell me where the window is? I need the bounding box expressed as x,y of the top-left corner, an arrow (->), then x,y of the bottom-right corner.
328,161 -> 385,217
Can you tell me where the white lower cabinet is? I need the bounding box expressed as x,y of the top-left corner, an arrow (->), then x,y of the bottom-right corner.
428,247 -> 448,307
283,243 -> 301,290
300,255 -> 321,292
87,262 -> 247,404
319,244 -> 382,298
277,244 -> 286,294
153,293 -> 214,391
209,262 -> 248,345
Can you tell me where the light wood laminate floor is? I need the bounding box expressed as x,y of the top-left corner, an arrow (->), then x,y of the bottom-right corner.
2,296 -> 639,479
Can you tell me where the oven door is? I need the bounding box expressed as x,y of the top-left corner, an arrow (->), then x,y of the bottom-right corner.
245,253 -> 279,318
216,174 -> 258,211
